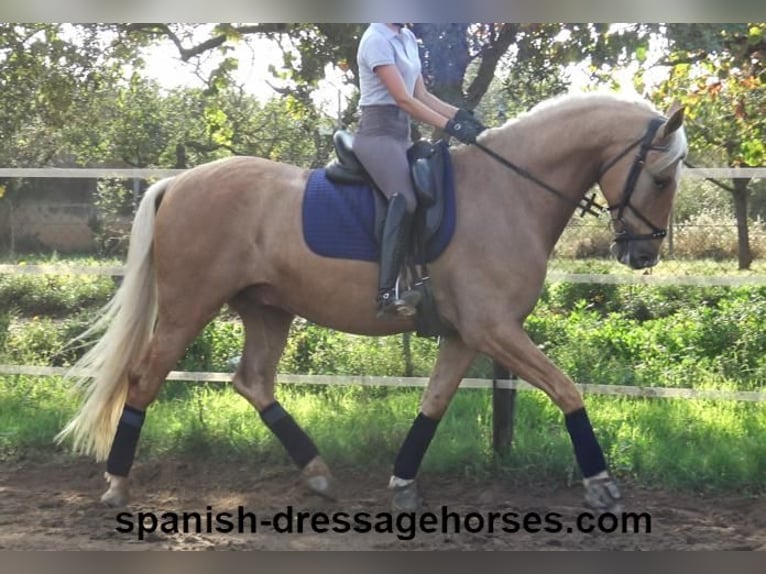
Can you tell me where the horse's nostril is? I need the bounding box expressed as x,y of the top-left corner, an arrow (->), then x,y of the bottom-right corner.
635,253 -> 657,269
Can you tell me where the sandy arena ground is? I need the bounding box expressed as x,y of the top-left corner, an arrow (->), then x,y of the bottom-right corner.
1,457 -> 765,550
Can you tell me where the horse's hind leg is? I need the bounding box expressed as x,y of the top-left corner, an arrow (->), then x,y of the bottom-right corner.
230,295 -> 335,500
101,311 -> 216,507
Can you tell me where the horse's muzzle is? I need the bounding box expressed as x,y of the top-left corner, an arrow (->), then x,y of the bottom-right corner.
611,240 -> 659,270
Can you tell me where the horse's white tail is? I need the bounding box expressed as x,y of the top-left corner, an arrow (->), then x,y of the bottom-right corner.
56,177 -> 175,460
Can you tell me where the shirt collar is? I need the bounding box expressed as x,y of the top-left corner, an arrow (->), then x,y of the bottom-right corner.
371,23 -> 403,39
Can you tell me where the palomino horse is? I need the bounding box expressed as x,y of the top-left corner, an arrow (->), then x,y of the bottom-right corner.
57,93 -> 687,514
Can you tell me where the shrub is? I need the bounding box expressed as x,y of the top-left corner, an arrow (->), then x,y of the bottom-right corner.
2,316 -> 66,365
671,208 -> 766,261
0,309 -> 9,351
0,273 -> 115,317
554,219 -> 614,259
178,319 -> 244,372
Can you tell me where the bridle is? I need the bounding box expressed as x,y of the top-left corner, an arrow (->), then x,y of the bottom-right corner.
598,117 -> 669,243
473,116 -> 674,243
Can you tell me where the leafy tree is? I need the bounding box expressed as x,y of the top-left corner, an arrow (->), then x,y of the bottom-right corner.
0,24 -> 149,252
652,23 -> 766,269
114,23 -> 661,135
0,24 -> 152,166
9,22 -> 763,261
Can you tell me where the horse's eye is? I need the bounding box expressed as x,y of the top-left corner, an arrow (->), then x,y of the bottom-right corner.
653,177 -> 670,190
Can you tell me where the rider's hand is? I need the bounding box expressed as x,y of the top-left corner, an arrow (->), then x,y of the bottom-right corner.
445,116 -> 484,145
454,108 -> 488,134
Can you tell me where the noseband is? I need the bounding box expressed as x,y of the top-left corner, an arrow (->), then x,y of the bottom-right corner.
473,116 -> 672,243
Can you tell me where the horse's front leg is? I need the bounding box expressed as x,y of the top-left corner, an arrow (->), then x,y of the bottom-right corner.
389,334 -> 477,511
468,321 -> 622,514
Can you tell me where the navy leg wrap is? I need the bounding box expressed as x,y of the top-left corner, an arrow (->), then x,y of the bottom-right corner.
393,412 -> 440,480
565,407 -> 607,478
106,405 -> 145,477
260,402 -> 319,468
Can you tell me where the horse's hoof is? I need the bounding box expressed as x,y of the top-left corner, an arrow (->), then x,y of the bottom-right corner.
101,489 -> 129,507
390,481 -> 423,512
583,473 -> 623,514
302,456 -> 337,500
100,473 -> 130,507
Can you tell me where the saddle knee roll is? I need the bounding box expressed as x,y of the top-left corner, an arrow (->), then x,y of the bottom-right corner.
412,158 -> 437,206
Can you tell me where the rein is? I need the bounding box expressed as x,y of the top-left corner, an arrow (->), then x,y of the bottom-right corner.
472,116 -> 669,240
473,140 -> 606,218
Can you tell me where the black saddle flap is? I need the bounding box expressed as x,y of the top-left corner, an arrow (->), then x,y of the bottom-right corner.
411,159 -> 435,206
408,141 -> 446,241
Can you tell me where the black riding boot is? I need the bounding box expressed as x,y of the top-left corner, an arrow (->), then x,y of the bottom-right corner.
376,193 -> 421,318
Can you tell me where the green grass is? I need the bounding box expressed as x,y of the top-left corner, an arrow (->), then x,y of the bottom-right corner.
2,375 -> 765,493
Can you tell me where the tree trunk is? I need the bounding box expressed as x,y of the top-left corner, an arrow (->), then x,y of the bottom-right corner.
732,177 -> 753,270
8,199 -> 15,257
175,143 -> 187,169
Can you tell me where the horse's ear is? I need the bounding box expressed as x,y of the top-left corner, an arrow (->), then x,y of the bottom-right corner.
659,100 -> 685,138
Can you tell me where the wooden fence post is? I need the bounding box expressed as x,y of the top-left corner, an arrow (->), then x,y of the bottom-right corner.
492,360 -> 517,453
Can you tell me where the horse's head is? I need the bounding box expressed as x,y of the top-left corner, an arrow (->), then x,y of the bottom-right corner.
598,101 -> 687,270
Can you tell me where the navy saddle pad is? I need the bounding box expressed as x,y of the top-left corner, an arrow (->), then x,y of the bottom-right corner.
301,159 -> 456,263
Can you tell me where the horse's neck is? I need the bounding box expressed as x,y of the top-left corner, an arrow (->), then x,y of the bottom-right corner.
511,108 -> 614,188
464,113 -> 610,254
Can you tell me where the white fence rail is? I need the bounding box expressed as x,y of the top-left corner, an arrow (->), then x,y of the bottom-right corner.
1,364 -> 765,402
0,166 -> 763,179
3,264 -> 766,287
0,168 -> 184,179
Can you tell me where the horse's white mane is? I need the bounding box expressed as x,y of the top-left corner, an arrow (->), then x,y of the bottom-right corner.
507,91 -> 658,127
480,91 -> 686,171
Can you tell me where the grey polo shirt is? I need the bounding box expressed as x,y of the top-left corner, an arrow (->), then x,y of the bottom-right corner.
357,23 -> 422,106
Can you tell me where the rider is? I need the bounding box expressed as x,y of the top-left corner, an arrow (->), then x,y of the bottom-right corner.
353,23 -> 486,319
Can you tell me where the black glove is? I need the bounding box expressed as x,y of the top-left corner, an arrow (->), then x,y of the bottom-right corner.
454,108 -> 488,133
445,116 -> 483,145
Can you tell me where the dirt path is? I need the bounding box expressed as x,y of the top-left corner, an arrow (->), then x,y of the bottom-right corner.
1,457 -> 765,550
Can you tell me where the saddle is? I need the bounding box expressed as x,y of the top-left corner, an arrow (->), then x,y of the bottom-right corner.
324,130 -> 453,337
325,130 -> 448,249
